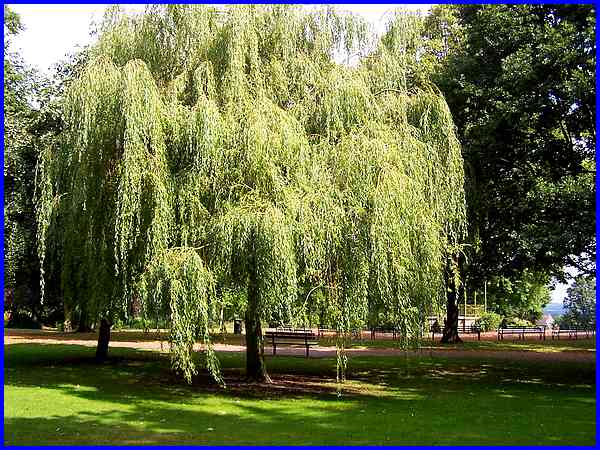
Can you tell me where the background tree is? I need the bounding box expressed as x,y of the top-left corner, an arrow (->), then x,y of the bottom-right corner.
559,275 -> 595,329
376,9 -> 469,344
43,47 -> 92,332
423,4 -> 595,339
3,6 -> 53,327
4,6 -> 91,330
483,270 -> 551,323
38,5 -> 466,383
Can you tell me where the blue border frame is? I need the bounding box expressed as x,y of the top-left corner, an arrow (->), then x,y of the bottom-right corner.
1,2 -> 598,449
595,1 -> 599,448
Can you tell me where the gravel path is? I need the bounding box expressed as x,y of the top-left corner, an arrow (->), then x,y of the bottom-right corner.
5,329 -> 595,363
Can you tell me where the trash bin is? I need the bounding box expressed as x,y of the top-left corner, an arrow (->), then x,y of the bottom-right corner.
233,319 -> 242,335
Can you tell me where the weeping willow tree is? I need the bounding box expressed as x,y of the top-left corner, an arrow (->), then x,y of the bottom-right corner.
37,5 -> 465,383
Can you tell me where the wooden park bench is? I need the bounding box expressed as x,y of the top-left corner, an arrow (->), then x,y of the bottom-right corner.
551,328 -> 596,340
317,325 -> 337,337
317,326 -> 364,340
370,325 -> 399,340
497,326 -> 546,341
264,327 -> 318,357
430,324 -> 481,341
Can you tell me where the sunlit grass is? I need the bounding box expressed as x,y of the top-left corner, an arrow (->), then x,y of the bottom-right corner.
318,335 -> 596,352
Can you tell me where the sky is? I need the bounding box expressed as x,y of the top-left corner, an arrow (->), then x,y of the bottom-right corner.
5,4 -> 573,309
8,4 -> 432,75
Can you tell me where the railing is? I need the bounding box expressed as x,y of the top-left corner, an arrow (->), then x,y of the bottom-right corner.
459,305 -> 484,317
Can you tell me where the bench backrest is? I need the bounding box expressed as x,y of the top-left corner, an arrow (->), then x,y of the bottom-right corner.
499,327 -> 543,332
265,329 -> 316,339
554,328 -> 595,333
500,326 -> 542,329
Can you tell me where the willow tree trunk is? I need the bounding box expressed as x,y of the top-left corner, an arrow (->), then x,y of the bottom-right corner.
441,292 -> 462,343
244,266 -> 271,383
441,259 -> 462,344
95,318 -> 111,361
77,306 -> 93,332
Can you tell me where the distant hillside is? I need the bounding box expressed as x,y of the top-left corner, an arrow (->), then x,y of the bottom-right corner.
543,302 -> 564,316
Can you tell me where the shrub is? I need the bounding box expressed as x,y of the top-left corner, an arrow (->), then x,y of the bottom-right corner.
506,317 -> 533,327
474,311 -> 502,331
6,310 -> 42,329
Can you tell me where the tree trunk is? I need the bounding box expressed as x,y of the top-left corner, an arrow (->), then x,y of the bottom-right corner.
219,305 -> 226,334
76,307 -> 93,332
77,320 -> 93,333
95,318 -> 111,361
244,269 -> 271,383
63,303 -> 72,332
441,258 -> 463,344
441,293 -> 462,343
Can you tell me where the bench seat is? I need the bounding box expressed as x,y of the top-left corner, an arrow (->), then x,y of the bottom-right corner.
551,329 -> 595,340
498,326 -> 546,340
431,324 -> 481,341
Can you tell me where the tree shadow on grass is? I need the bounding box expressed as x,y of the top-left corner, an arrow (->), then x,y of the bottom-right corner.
5,342 -> 596,396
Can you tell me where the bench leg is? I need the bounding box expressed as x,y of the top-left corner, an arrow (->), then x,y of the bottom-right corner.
306,344 -> 309,358
477,331 -> 480,341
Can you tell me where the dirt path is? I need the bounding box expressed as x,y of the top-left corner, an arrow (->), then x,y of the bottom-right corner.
5,329 -> 595,364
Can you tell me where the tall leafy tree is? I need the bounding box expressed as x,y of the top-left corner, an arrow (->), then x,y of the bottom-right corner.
484,270 -> 551,323
560,275 -> 596,329
4,6 -> 90,329
424,5 -> 595,340
4,6 -> 45,325
37,5 -> 466,383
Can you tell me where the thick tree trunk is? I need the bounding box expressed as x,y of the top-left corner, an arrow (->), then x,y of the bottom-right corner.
244,269 -> 271,383
441,258 -> 463,344
245,312 -> 270,382
441,293 -> 462,343
95,318 -> 111,361
77,321 -> 93,333
76,307 -> 93,332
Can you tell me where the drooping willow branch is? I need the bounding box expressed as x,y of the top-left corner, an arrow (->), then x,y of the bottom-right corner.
37,4 -> 466,384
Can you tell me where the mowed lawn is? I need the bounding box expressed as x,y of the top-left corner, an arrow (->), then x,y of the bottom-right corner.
4,342 -> 596,445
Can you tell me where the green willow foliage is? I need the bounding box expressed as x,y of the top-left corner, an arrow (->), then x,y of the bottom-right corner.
37,5 -> 466,383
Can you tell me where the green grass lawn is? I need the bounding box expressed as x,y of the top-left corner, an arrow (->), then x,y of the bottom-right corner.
4,343 -> 596,445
